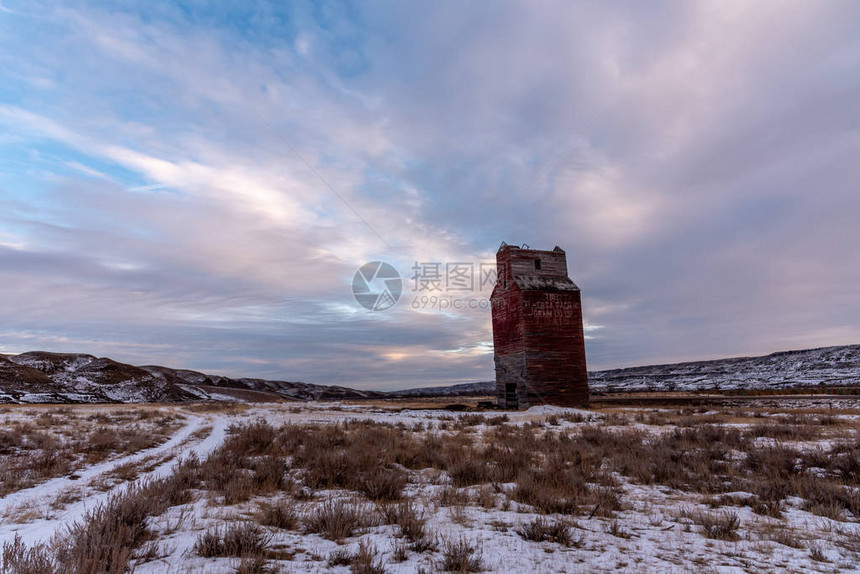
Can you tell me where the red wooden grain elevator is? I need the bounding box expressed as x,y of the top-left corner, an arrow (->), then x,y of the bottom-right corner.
490,243 -> 589,409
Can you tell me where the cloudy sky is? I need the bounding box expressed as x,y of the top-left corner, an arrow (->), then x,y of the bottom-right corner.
1,1 -> 859,390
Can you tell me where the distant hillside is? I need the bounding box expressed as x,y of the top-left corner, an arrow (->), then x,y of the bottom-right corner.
390,381 -> 494,398
0,352 -> 194,404
588,345 -> 860,393
394,345 -> 860,397
0,351 -> 383,404
2,344 -> 859,404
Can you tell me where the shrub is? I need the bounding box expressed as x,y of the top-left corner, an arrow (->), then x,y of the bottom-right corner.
251,456 -> 286,492
516,517 -> 576,547
2,458 -> 198,574
392,539 -> 409,562
683,509 -> 740,541
447,458 -> 491,488
55,482 -> 169,574
749,495 -> 783,519
222,471 -> 256,505
762,525 -> 804,548
256,499 -> 298,530
0,535 -> 53,574
223,419 -> 278,456
592,485 -> 622,517
809,542 -> 829,563
379,501 -> 426,542
512,465 -> 588,515
303,500 -> 365,541
327,540 -> 385,574
606,520 -> 631,539
793,475 -> 860,520
235,555 -> 274,573
409,533 -> 439,554
349,540 -> 386,574
439,537 -> 483,573
328,547 -> 353,566
193,522 -> 271,558
355,468 -> 406,501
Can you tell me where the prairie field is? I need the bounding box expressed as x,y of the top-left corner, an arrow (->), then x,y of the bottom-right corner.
1,399 -> 860,573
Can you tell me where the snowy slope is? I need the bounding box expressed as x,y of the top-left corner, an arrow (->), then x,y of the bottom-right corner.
588,344 -> 860,393
0,352 -> 195,403
142,365 -> 385,400
3,344 -> 859,404
391,381 -> 497,397
0,352 -> 383,404
395,345 -> 860,396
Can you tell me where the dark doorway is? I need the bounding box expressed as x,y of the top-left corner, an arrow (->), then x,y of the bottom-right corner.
505,382 -> 518,408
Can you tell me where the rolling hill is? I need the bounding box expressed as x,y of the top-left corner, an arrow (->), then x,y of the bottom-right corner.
1,344 -> 858,404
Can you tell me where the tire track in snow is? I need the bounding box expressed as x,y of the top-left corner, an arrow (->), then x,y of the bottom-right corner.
0,411 -> 231,546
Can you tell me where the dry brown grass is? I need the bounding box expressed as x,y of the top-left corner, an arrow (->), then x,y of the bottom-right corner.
755,520 -> 805,548
0,408 -> 183,496
680,508 -> 741,540
327,540 -> 386,574
439,537 -> 483,573
255,499 -> 299,530
303,499 -> 369,541
517,517 -> 578,546
2,454 -> 199,573
1,535 -> 53,574
184,401 -> 250,413
169,410 -> 860,529
436,485 -> 470,507
379,501 -> 428,543
193,522 -> 272,558
6,403 -> 857,571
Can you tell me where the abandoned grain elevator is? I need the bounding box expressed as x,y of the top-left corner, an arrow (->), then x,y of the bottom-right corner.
490,243 -> 589,409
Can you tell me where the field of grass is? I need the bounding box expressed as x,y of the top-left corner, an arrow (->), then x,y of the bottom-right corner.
1,400 -> 859,573
0,406 -> 184,497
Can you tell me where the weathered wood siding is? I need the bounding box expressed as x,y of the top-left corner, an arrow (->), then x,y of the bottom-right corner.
491,244 -> 589,409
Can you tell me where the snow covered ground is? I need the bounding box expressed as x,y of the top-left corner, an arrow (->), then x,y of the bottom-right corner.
588,345 -> 860,393
0,410 -> 229,547
2,401 -> 859,573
